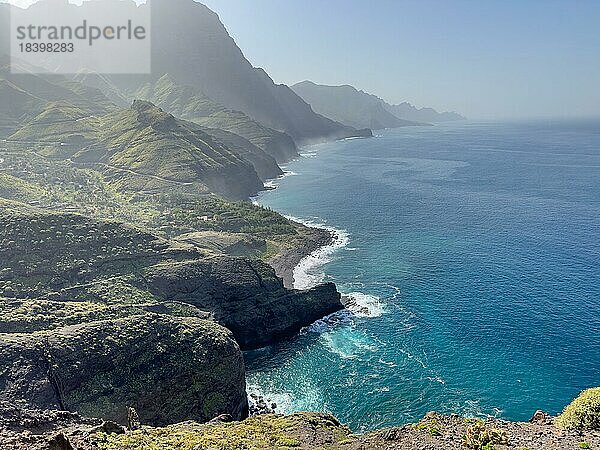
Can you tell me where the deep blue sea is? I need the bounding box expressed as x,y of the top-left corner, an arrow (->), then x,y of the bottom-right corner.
248,120 -> 600,432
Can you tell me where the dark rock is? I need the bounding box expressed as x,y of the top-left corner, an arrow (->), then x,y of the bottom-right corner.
530,410 -> 551,425
0,315 -> 247,426
87,421 -> 126,435
248,394 -> 277,416
127,407 -> 140,431
47,432 -> 74,450
144,257 -> 343,349
209,414 -> 233,424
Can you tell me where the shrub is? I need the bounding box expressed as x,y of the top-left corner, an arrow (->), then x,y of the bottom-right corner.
463,421 -> 508,449
556,388 -> 600,430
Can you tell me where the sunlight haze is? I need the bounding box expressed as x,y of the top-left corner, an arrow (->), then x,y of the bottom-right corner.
202,0 -> 600,120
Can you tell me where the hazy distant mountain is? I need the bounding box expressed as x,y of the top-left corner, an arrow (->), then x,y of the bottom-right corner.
124,0 -> 369,145
292,80 -> 465,128
385,102 -> 465,122
1,0 -> 370,145
0,57 -> 115,137
148,0 -> 371,144
292,81 -> 425,130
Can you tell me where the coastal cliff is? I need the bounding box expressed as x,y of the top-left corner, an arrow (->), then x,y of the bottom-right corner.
0,198 -> 344,425
0,315 -> 248,426
0,199 -> 344,350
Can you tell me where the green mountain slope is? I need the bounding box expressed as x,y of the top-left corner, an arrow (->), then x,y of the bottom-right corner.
0,61 -> 115,116
0,79 -> 46,132
0,60 -> 116,137
5,86 -> 267,199
76,100 -> 266,199
198,126 -> 283,181
135,74 -> 298,166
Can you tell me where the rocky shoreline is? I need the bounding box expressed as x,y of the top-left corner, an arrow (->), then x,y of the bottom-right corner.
268,222 -> 335,289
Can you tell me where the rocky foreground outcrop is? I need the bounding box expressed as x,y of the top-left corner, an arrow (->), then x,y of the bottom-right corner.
0,314 -> 247,426
2,404 -> 599,450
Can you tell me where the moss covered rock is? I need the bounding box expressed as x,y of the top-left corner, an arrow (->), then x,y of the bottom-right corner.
93,412 -> 351,450
556,388 -> 600,430
0,314 -> 247,426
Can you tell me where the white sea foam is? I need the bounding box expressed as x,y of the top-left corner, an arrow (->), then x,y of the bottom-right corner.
305,309 -> 353,333
345,292 -> 384,318
246,383 -> 294,413
286,216 -> 350,290
251,170 -> 299,203
426,376 -> 446,385
342,136 -> 369,141
378,358 -> 398,368
262,179 -> 278,189
246,380 -> 325,415
320,328 -> 377,360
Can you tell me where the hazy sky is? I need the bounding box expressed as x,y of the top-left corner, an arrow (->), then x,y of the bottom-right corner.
4,0 -> 600,119
201,0 -> 600,120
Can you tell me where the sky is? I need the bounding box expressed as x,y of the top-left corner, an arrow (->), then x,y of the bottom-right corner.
200,0 -> 600,120
3,0 -> 600,119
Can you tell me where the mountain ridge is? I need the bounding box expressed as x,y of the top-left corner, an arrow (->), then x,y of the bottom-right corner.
292,80 -> 465,129
292,80 -> 427,130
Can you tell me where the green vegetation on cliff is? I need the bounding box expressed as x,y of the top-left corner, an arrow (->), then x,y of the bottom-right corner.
135,74 -> 299,165
0,314 -> 247,426
557,388 -> 600,430
94,413 -> 350,450
7,403 -> 597,450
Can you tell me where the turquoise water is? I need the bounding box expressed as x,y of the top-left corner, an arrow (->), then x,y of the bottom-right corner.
247,120 -> 600,432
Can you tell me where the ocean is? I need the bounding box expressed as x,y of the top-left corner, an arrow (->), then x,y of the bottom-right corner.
247,120 -> 600,432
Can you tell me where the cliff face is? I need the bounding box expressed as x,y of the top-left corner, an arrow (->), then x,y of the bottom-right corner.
0,315 -> 247,426
145,258 -> 343,348
196,127 -> 284,181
